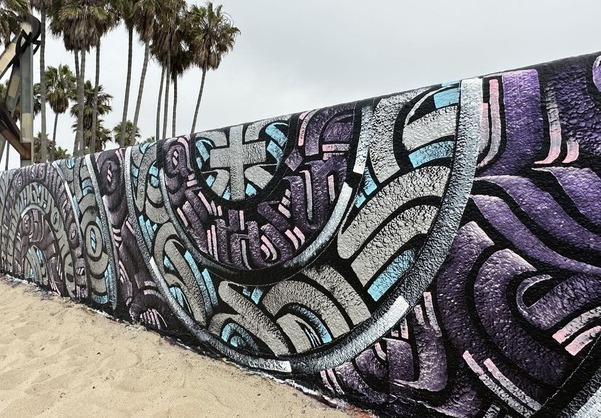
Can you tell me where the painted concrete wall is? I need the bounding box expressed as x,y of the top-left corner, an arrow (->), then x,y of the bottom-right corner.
1,52 -> 601,417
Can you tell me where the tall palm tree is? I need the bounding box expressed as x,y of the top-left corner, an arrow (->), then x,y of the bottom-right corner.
31,0 -> 54,162
45,64 -> 76,160
50,0 -> 106,156
90,0 -> 118,154
115,0 -> 135,148
70,80 -> 112,152
154,66 -> 164,141
186,2 -> 239,134
169,11 -> 192,137
151,0 -> 186,140
0,0 -> 28,47
129,0 -> 161,147
33,132 -> 50,163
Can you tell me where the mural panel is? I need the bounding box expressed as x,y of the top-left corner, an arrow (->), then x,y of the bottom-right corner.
1,52 -> 601,417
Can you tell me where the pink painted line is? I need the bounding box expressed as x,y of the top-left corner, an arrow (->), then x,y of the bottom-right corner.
478,103 -> 490,158
565,325 -> 601,356
197,191 -> 213,215
480,79 -> 502,167
553,307 -> 601,344
483,358 -> 542,410
563,139 -> 580,163
285,229 -> 300,249
536,90 -> 562,164
176,207 -> 189,228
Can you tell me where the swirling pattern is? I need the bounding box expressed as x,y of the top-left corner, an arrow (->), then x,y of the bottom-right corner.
2,52 -> 601,417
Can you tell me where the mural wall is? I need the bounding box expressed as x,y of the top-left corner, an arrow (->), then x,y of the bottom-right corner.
1,52 -> 601,417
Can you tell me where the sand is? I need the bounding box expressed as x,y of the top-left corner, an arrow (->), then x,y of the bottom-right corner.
0,277 -> 357,417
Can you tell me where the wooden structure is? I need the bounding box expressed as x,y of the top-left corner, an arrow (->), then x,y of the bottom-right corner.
0,14 -> 40,167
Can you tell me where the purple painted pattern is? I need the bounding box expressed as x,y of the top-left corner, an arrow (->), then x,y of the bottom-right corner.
319,59 -> 601,417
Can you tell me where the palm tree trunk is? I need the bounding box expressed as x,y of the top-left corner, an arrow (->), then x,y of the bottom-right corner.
91,42 -> 101,154
119,26 -> 134,148
131,42 -> 150,147
74,50 -> 80,79
4,144 -> 8,171
156,67 -> 164,141
52,112 -> 59,161
77,50 -> 86,156
73,51 -> 80,156
39,10 -> 48,162
171,76 -> 177,137
162,47 -> 171,140
190,68 -> 206,135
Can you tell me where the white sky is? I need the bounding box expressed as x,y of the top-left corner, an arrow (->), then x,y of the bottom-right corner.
3,0 -> 601,169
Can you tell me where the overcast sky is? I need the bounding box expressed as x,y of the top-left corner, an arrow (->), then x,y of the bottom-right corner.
3,0 -> 601,168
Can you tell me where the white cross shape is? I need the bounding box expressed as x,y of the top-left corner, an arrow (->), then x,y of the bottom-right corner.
210,125 -> 266,200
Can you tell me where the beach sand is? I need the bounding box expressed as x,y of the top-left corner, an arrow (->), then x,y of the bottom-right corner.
0,277 -> 359,417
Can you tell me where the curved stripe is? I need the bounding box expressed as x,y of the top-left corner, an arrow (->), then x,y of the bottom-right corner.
409,141 -> 454,167
52,162 -> 95,302
351,205 -> 438,285
480,175 -> 601,253
211,282 -> 291,355
301,265 -> 370,326
368,249 -> 417,301
474,248 -> 567,384
261,280 -> 351,339
537,167 -> 601,227
338,165 -> 449,259
566,326 -> 601,356
554,307 -> 601,344
472,194 -> 601,275
370,89 -> 427,182
516,274 -> 601,330
402,106 -> 457,151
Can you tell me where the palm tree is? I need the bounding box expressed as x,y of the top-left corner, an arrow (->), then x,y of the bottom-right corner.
128,0 -> 161,146
115,0 -> 135,147
31,0 -> 54,162
186,2 -> 239,134
154,66 -> 164,141
45,64 -> 76,160
90,0 -> 118,154
151,0 -> 186,140
54,145 -> 69,159
70,80 -> 112,152
34,131 -> 71,162
0,0 -> 28,47
169,11 -> 192,137
113,120 -> 140,147
116,0 -> 182,146
34,132 -> 51,163
50,0 -> 107,156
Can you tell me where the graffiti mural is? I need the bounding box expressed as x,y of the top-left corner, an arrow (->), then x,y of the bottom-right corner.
1,52 -> 601,417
